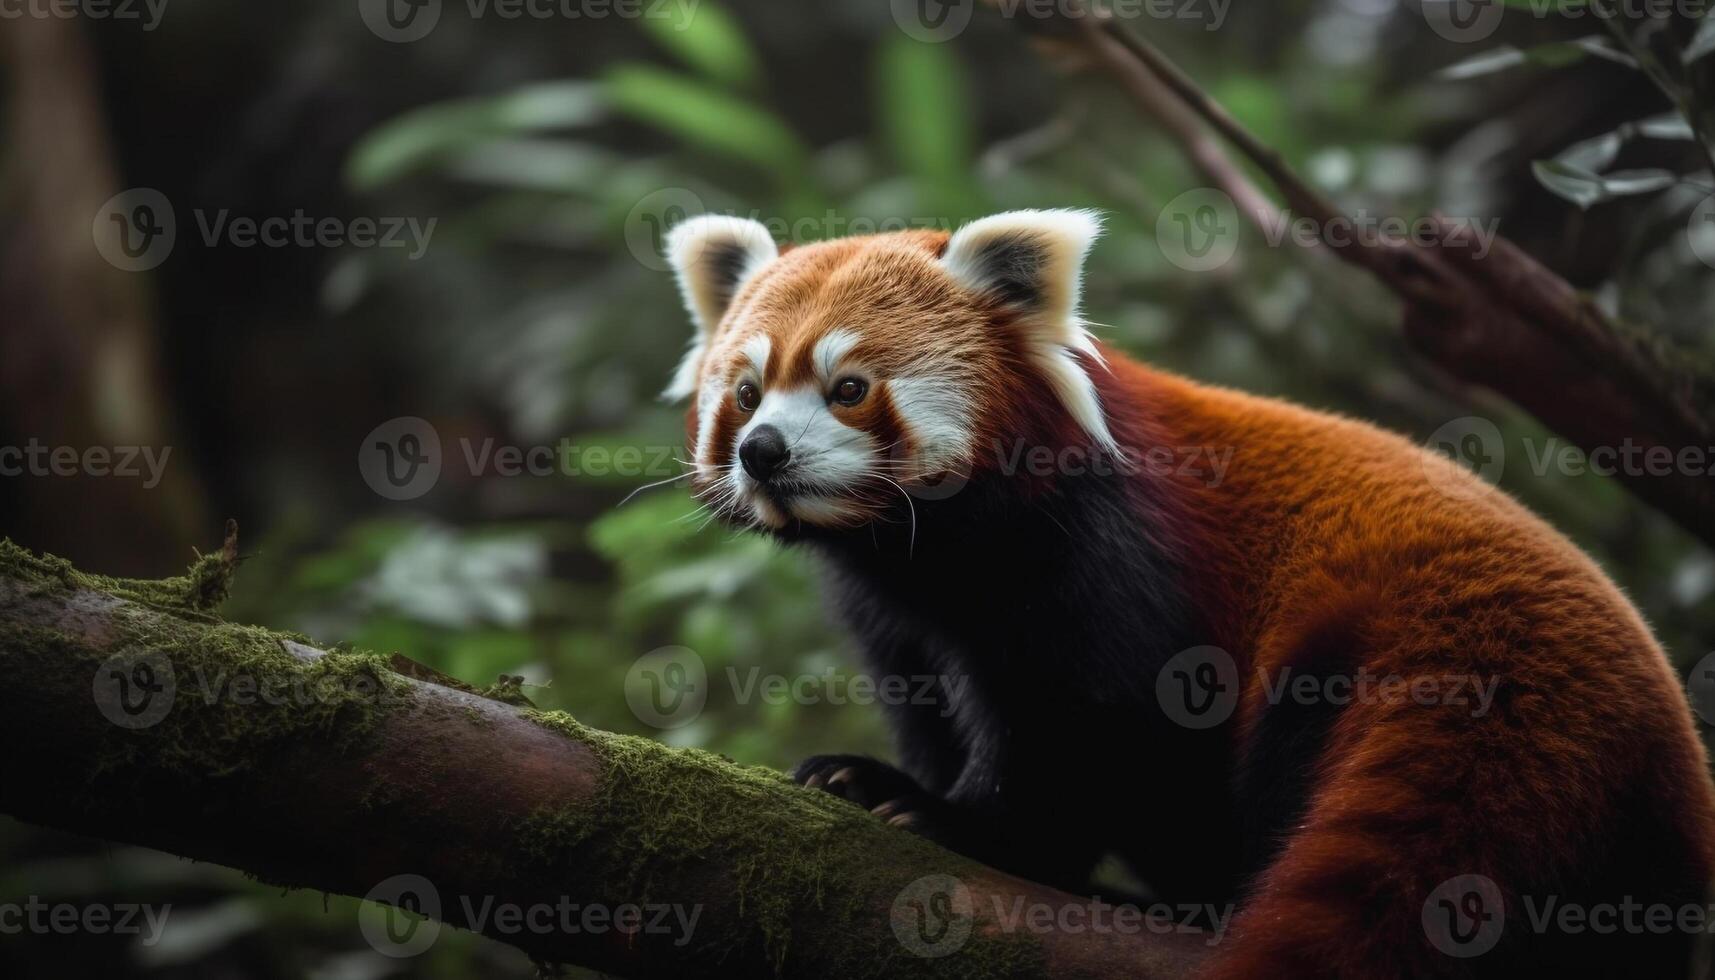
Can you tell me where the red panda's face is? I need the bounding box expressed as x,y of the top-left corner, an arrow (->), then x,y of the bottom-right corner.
662,210 -> 1113,531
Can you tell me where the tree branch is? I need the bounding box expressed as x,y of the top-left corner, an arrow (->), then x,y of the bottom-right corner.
1013,1 -> 1715,550
0,533 -> 1212,979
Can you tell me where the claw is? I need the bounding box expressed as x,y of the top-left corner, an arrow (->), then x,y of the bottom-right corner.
870,799 -> 905,819
826,766 -> 858,797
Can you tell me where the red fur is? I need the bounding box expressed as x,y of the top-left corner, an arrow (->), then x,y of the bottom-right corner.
1105,357 -> 1715,977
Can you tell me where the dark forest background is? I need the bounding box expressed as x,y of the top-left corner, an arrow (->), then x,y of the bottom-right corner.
2,0 -> 1713,977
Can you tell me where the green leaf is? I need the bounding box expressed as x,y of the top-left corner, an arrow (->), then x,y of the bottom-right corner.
640,0 -> 761,88
875,36 -> 975,214
1589,168 -> 1680,194
346,81 -> 606,191
1437,36 -> 1634,80
1540,112 -> 1700,195
1532,160 -> 1678,209
1633,112 -> 1697,140
1687,12 -> 1715,64
603,64 -> 808,183
1555,131 -> 1623,173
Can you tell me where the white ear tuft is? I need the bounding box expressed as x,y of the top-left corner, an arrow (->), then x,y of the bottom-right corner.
940,208 -> 1102,328
661,215 -> 778,400
941,209 -> 1115,450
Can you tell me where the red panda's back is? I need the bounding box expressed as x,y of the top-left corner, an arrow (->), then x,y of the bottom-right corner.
1106,354 -> 1715,976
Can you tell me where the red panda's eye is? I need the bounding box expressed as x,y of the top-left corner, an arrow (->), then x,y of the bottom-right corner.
736,383 -> 761,412
833,378 -> 868,406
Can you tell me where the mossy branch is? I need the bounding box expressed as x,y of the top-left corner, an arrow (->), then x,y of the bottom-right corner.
0,536 -> 1210,979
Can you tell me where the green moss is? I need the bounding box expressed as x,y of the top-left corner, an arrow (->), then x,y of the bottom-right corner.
0,541 -> 1039,976
0,538 -> 408,785
480,673 -> 536,707
520,710 -> 1043,978
0,534 -> 238,617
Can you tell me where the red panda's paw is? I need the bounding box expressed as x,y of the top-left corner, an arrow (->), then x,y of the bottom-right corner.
793,755 -> 984,856
792,754 -> 923,807
790,754 -> 952,834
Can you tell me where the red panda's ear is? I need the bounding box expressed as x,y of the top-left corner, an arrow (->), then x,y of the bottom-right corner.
940,209 -> 1101,333
941,209 -> 1116,450
662,215 -> 778,400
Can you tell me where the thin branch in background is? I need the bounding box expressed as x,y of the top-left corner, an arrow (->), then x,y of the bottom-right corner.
1002,0 -> 1715,551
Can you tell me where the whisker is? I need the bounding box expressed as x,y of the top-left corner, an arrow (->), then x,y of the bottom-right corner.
617,470 -> 695,507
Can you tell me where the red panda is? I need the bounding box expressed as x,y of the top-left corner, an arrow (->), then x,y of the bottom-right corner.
661,209 -> 1715,977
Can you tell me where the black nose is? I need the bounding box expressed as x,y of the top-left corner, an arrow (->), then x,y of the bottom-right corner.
739,425 -> 790,481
